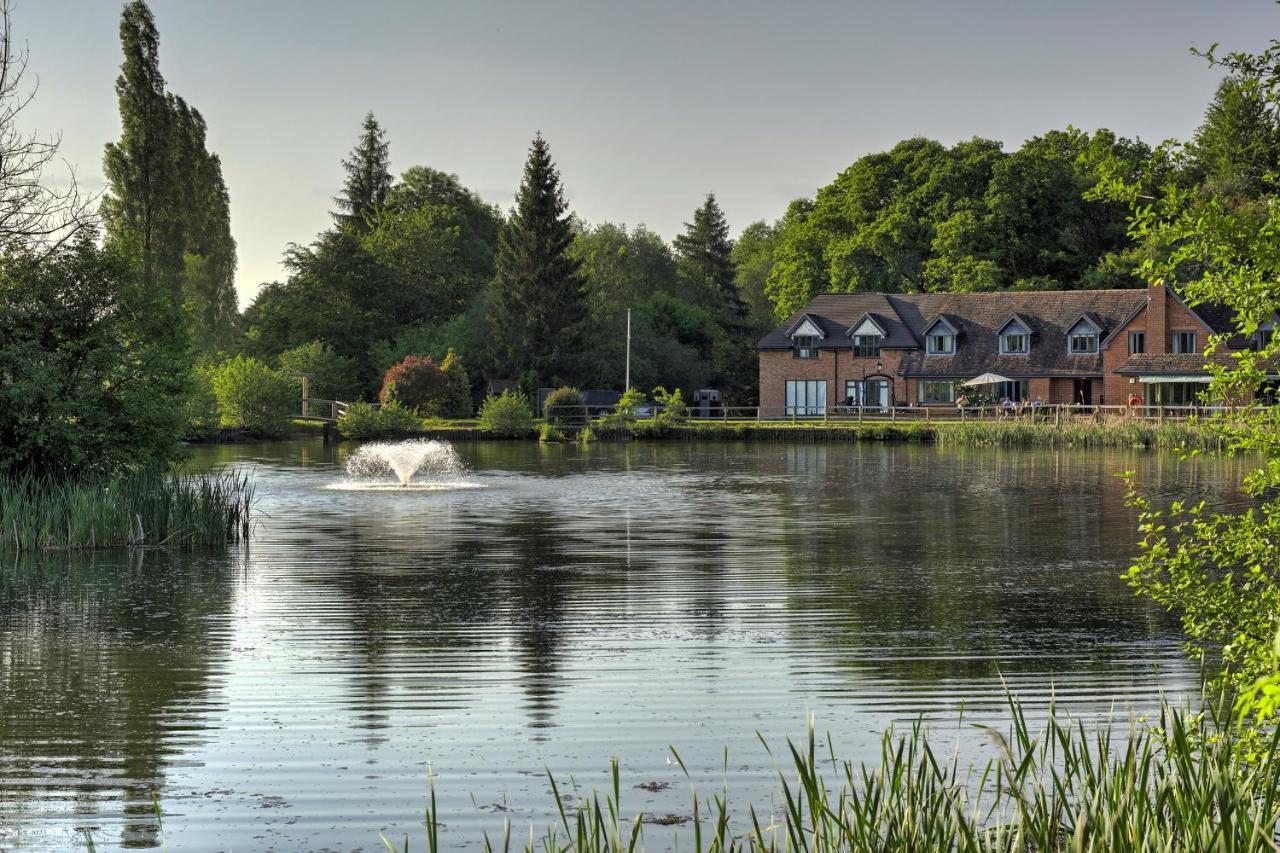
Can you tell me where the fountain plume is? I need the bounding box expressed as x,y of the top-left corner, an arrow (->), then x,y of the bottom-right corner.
344,440 -> 465,487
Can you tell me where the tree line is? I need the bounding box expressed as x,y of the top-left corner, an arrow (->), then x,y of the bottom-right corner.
3,0 -> 1279,478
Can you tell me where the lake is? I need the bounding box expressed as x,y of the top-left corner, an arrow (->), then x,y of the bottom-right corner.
0,440 -> 1249,850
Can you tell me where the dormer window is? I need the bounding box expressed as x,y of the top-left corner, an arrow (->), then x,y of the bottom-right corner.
847,315 -> 886,358
926,332 -> 955,355
1066,317 -> 1100,354
923,317 -> 958,355
1001,333 -> 1028,354
997,316 -> 1031,355
852,335 -> 881,358
793,335 -> 819,359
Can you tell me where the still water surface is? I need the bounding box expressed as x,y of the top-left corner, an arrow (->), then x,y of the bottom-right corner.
0,440 -> 1250,850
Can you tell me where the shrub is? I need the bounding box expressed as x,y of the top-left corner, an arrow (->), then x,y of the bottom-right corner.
597,387 -> 645,427
380,355 -> 450,416
478,390 -> 534,437
577,426 -> 595,444
277,340 -> 358,400
652,386 -> 687,423
439,348 -> 472,418
539,422 -> 564,442
336,400 -> 425,439
0,240 -> 187,476
184,366 -> 221,439
210,356 -> 296,438
543,386 -> 584,425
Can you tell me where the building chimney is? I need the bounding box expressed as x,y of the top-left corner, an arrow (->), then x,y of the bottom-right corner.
1148,279 -> 1168,354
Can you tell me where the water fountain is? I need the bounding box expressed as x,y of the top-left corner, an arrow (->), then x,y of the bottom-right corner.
336,439 -> 468,490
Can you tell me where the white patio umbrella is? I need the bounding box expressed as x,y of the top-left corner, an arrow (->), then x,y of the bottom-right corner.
962,372 -> 1012,387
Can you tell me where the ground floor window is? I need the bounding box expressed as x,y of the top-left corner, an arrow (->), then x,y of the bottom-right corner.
1144,382 -> 1207,407
917,380 -> 956,404
994,380 -> 1028,403
785,379 -> 827,415
843,379 -> 889,409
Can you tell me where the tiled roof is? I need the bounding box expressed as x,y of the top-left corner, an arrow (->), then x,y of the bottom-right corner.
1114,351 -> 1270,376
757,288 -> 1152,377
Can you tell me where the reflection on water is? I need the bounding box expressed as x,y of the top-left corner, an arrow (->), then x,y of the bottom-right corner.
0,440 -> 1250,850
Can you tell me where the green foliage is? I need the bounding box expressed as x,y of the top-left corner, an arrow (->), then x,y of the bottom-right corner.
276,340 -> 358,400
0,469 -> 253,552
731,219 -> 783,333
543,387 -> 584,425
595,387 -> 646,428
651,386 -> 687,423
1096,42 -> 1280,746
101,1 -> 236,357
477,390 -> 534,437
336,400 -> 425,440
333,112 -> 391,232
538,422 -> 564,443
1190,75 -> 1280,199
439,348 -> 472,418
379,354 -> 450,416
486,134 -> 589,390
183,366 -> 220,438
0,239 -> 187,476
209,356 -> 296,438
765,131 -> 1153,317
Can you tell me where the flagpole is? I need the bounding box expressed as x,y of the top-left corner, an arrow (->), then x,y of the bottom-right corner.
624,308 -> 631,391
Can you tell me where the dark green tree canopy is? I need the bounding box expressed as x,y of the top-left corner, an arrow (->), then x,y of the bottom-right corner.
1191,74 -> 1280,199
334,112 -> 392,232
101,0 -> 237,357
487,133 -> 588,389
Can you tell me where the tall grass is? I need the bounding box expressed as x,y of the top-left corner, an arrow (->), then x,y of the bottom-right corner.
387,697 -> 1280,852
0,469 -> 253,552
933,417 -> 1231,452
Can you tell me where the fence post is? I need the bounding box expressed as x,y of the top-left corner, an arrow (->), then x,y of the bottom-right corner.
891,406 -> 896,423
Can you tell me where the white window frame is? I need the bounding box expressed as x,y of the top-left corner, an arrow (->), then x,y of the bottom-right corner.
1171,331 -> 1198,354
926,333 -> 955,355
1000,332 -> 1029,355
918,380 -> 956,403
793,335 -> 819,359
785,380 -> 827,416
1069,333 -> 1098,354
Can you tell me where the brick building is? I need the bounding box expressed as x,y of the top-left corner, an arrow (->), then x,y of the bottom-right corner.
756,282 -> 1270,416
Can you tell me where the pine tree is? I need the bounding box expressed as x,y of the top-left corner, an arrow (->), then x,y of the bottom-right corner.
334,112 -> 392,232
673,193 -> 754,401
487,133 -> 588,389
674,193 -> 742,316
1191,75 -> 1280,199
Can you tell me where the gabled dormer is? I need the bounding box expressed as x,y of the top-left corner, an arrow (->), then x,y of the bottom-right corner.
922,315 -> 958,355
787,313 -> 825,359
1254,314 -> 1278,351
846,313 -> 885,357
1065,314 -> 1101,354
997,314 -> 1033,355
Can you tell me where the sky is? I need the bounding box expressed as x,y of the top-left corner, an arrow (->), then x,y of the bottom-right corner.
15,1 -> 1280,308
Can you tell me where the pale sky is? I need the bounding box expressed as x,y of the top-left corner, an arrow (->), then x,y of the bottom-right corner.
16,1 -> 1279,308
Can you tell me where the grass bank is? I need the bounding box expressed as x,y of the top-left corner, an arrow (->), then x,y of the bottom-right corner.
382,697 -> 1280,852
0,469 -> 254,552
558,417 -> 1235,452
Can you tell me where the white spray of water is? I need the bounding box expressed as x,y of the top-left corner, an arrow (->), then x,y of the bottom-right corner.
344,440 -> 465,487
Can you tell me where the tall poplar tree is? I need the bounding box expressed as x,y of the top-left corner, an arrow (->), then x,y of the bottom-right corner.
333,112 -> 392,232
487,134 -> 588,389
101,0 -> 179,309
102,0 -> 237,356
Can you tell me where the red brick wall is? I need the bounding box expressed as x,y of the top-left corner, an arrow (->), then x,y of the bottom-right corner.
758,347 -> 908,417
1101,284 -> 1209,405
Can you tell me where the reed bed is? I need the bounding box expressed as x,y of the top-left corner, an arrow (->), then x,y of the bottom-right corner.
932,417 -> 1232,452
0,469 -> 254,552
388,699 -> 1280,852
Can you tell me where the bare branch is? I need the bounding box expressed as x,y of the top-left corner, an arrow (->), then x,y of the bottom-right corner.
0,0 -> 99,254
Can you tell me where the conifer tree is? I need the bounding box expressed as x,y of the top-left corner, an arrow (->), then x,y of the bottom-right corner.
487,134 -> 588,389
1191,75 -> 1280,199
674,193 -> 754,400
334,112 -> 392,232
674,193 -> 742,316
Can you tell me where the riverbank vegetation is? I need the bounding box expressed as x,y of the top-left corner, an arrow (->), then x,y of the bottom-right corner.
387,697 -> 1280,852
0,469 -> 252,552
